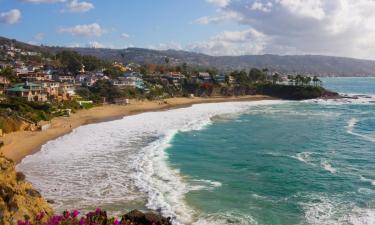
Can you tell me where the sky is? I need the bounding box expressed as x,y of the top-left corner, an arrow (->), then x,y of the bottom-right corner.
1,0 -> 375,60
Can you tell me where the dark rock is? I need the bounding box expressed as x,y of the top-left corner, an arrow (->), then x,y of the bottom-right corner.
0,185 -> 14,202
16,172 -> 26,182
26,189 -> 41,198
46,199 -> 55,204
8,199 -> 18,212
122,210 -> 146,224
121,210 -> 172,225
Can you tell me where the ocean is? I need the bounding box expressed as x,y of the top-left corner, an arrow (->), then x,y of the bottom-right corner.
18,78 -> 375,225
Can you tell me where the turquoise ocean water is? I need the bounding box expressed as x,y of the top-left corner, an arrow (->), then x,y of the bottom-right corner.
18,78 -> 375,225
166,78 -> 375,224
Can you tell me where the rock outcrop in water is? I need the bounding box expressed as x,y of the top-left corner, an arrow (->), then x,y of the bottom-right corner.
256,84 -> 339,100
0,155 -> 53,225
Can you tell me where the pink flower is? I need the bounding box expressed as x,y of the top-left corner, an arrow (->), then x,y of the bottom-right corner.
79,217 -> 86,225
63,210 -> 71,218
36,211 -> 45,221
72,210 -> 80,218
95,208 -> 102,214
152,223 -> 157,225
113,218 -> 120,225
17,221 -> 25,225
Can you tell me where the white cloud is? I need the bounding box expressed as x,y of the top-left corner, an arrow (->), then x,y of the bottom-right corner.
188,29 -> 269,56
194,10 -> 242,24
62,0 -> 94,13
149,42 -> 184,51
34,32 -> 45,41
0,9 -> 21,24
87,41 -> 105,48
120,33 -> 130,39
250,1 -> 273,13
20,0 -> 66,3
58,23 -> 105,37
206,0 -> 231,7
198,0 -> 375,59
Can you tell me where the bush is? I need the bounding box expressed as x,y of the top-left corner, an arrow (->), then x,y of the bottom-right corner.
17,208 -> 172,225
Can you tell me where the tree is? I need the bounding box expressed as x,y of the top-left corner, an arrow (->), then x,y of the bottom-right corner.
249,68 -> 266,83
0,66 -> 18,83
288,75 -> 295,86
103,67 -> 123,79
313,76 -> 322,87
164,57 -> 170,64
272,73 -> 280,84
182,62 -> 188,75
82,55 -> 102,72
56,51 -> 82,74
89,80 -> 122,102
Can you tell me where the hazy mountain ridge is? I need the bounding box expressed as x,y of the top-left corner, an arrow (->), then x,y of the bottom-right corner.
2,36 -> 375,76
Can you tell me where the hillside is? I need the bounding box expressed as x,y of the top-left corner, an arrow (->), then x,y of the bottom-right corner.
2,36 -> 375,76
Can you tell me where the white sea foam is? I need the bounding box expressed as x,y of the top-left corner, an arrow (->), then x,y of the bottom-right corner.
189,179 -> 222,191
320,160 -> 337,174
360,176 -> 375,186
347,118 -> 375,143
191,211 -> 258,225
303,193 -> 375,225
17,100 -> 285,225
292,152 -> 314,165
308,93 -> 375,105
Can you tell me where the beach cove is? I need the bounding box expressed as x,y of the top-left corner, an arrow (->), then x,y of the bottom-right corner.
0,95 -> 273,163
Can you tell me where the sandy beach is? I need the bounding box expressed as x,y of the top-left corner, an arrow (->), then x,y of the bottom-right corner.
0,95 -> 274,163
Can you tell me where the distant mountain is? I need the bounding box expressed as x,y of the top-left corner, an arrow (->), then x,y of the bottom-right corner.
2,36 -> 375,76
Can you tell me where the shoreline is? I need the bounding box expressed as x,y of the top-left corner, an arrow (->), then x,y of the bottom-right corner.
0,95 -> 275,163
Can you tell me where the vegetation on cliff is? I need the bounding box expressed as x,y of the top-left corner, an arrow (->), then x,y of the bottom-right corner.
0,155 -> 53,225
255,83 -> 338,100
17,208 -> 172,225
0,155 -> 171,225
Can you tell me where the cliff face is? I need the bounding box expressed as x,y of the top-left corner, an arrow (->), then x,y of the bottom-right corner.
0,155 -> 53,225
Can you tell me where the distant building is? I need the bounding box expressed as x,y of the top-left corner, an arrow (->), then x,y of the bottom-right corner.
6,82 -> 47,102
213,74 -> 226,83
41,82 -> 60,99
198,72 -> 212,82
58,83 -> 76,100
18,72 -> 51,82
165,72 -> 185,86
53,74 -> 75,83
111,76 -> 144,89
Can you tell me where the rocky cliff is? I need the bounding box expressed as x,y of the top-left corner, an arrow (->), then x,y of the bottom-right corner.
0,155 -> 53,225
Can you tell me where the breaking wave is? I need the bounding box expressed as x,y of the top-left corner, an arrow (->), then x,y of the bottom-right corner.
17,100 -> 284,224
347,118 -> 375,143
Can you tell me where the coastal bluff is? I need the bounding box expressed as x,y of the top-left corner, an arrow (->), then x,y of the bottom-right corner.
0,154 -> 172,225
0,155 -> 53,225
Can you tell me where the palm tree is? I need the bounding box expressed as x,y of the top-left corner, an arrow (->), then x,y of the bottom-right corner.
312,76 -> 321,87
288,75 -> 295,86
305,76 -> 312,86
295,75 -> 303,86
272,73 -> 280,84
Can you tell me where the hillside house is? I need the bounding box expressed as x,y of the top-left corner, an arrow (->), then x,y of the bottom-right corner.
198,72 -> 212,82
53,74 -> 75,83
41,82 -> 60,99
58,83 -> 76,100
166,72 -> 185,86
18,72 -> 51,82
213,74 -> 226,83
6,82 -> 47,102
111,76 -> 144,89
